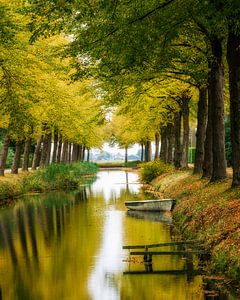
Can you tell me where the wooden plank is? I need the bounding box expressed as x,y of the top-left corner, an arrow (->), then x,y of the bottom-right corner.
122,240 -> 203,250
123,270 -> 202,275
130,250 -> 205,255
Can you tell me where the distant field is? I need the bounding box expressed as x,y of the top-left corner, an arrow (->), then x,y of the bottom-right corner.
95,160 -> 141,168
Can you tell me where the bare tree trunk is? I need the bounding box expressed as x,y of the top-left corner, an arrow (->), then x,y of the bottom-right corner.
52,128 -> 58,164
39,135 -> 49,168
227,27 -> 240,187
32,136 -> 42,170
57,135 -> 62,163
82,145 -> 86,161
11,140 -> 23,174
125,146 -> 128,163
210,36 -> 227,181
160,128 -> 167,163
72,144 -> 77,162
0,134 -> 10,176
166,124 -> 174,163
78,145 -> 83,161
202,85 -> 213,178
61,141 -> 68,163
174,112 -> 181,169
180,92 -> 190,169
87,148 -> 90,162
68,143 -> 72,163
154,132 -> 160,160
194,87 -> 207,174
22,138 -> 32,172
45,134 -> 52,166
145,141 -> 151,162
141,143 -> 144,161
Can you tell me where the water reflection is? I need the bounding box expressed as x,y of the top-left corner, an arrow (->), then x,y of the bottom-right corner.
0,171 -> 235,299
127,210 -> 173,224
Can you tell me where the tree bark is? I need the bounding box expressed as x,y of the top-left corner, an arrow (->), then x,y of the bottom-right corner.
51,128 -> 58,164
145,141 -> 151,162
202,85 -> 213,178
227,28 -> 240,186
45,134 -> 52,166
194,87 -> 207,174
210,36 -> 227,181
154,132 -> 160,160
180,92 -> 190,169
11,140 -> 23,174
160,127 -> 167,163
166,124 -> 174,163
22,138 -> 32,172
72,144 -> 77,162
61,141 -> 68,164
82,145 -> 86,161
174,111 -> 181,169
125,146 -> 128,163
39,135 -> 49,168
141,143 -> 144,161
0,134 -> 10,176
56,135 -> 62,163
68,143 -> 72,163
32,136 -> 42,170
87,148 -> 90,162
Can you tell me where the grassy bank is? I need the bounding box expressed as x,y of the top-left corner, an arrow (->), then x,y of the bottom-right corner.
0,162 -> 98,200
147,168 -> 240,283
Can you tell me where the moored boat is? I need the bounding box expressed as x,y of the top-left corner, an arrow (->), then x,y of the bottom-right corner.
125,199 -> 176,212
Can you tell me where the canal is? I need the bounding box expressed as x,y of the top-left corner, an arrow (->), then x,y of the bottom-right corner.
0,170 -> 215,299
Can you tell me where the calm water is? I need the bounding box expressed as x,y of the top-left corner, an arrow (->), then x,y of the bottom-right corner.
0,170 -> 208,299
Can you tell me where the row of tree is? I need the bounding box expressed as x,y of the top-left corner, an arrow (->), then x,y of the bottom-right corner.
23,0 -> 240,186
0,1 -> 106,175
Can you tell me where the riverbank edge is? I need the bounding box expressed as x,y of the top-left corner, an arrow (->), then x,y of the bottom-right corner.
146,169 -> 240,286
0,162 -> 98,202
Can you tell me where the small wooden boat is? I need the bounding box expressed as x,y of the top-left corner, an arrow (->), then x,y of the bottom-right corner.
125,199 -> 176,212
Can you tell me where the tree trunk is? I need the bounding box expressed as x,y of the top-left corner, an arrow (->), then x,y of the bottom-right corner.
61,141 -> 68,163
125,146 -> 128,163
68,143 -> 72,163
202,86 -> 213,178
45,134 -> 52,166
82,145 -> 86,161
22,138 -> 32,172
72,144 -> 77,162
87,148 -> 90,162
56,135 -> 62,163
174,111 -> 181,169
227,28 -> 240,186
52,128 -> 58,164
194,87 -> 207,174
160,128 -> 167,163
181,92 -> 190,169
141,143 -> 144,161
0,134 -> 10,176
154,133 -> 160,160
145,141 -> 151,162
32,136 -> 42,170
210,36 -> 227,181
166,124 -> 174,163
11,140 -> 23,174
39,135 -> 49,168
78,145 -> 83,161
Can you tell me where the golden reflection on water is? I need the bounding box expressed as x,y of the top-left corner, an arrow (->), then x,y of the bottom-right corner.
0,171 -> 204,299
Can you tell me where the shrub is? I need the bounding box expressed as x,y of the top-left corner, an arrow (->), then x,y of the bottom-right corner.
33,162 -> 98,189
141,160 -> 173,183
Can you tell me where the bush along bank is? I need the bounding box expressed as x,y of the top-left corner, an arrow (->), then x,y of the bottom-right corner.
0,162 -> 98,200
142,164 -> 240,284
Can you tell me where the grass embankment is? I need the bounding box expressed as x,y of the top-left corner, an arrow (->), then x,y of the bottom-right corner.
96,160 -> 141,168
148,169 -> 240,282
0,162 -> 98,200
